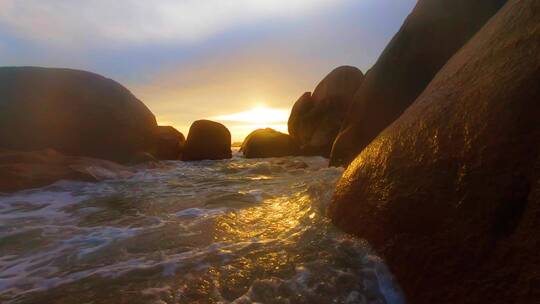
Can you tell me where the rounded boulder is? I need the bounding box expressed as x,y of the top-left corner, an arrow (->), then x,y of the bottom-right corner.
154,126 -> 185,160
0,67 -> 158,163
288,66 -> 364,156
182,120 -> 232,161
330,0 -> 507,166
330,1 -> 540,302
241,128 -> 298,158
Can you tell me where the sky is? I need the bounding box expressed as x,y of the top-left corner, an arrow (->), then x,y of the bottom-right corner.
0,0 -> 416,141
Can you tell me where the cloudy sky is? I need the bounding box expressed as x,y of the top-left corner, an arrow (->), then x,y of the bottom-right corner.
0,0 -> 416,141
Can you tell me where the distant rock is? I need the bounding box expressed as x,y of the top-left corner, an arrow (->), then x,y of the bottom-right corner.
154,126 -> 185,160
0,149 -> 134,192
329,0 -> 539,302
241,128 -> 299,158
288,66 -> 364,156
0,67 -> 158,163
182,120 -> 232,161
329,0 -> 507,166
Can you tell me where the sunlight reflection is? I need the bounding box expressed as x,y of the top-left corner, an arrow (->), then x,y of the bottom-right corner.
208,194 -> 313,291
214,194 -> 311,242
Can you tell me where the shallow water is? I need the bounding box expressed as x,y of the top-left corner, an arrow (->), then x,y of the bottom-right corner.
0,153 -> 403,304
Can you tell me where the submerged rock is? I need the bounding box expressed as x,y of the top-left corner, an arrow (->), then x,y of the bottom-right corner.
288,66 -> 364,157
329,0 -> 540,302
329,0 -> 507,166
0,67 -> 158,163
241,128 -> 298,158
182,120 -> 232,161
0,149 -> 134,192
153,126 -> 185,160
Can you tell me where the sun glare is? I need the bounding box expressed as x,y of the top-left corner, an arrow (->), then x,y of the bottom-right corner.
213,107 -> 289,124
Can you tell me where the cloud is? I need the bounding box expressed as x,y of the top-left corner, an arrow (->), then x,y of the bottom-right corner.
0,0 -> 417,142
123,0 -> 417,140
128,42 -> 325,140
0,0 -> 340,47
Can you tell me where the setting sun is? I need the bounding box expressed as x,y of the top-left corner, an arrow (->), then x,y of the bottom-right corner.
212,106 -> 290,141
212,107 -> 290,124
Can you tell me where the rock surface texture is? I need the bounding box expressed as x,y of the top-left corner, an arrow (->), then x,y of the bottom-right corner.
0,149 -> 134,192
241,128 -> 298,158
330,0 -> 508,166
0,67 -> 158,163
182,120 -> 232,161
288,66 -> 364,157
154,126 -> 185,160
329,1 -> 540,303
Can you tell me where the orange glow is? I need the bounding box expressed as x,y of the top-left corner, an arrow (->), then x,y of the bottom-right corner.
210,107 -> 290,141
213,107 -> 289,124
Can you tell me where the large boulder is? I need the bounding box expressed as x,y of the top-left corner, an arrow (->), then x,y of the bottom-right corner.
0,149 -> 134,192
288,66 -> 364,156
329,0 -> 507,166
0,67 -> 158,163
329,1 -> 540,303
182,120 -> 232,161
153,126 -> 185,160
241,128 -> 298,158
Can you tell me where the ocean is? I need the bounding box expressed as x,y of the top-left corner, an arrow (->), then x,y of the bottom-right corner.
0,151 -> 403,304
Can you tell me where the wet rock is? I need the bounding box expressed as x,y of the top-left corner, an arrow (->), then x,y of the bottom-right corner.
288,66 -> 364,157
0,67 -> 158,163
241,128 -> 299,159
0,149 -> 134,192
329,0 -> 507,166
329,1 -> 540,303
153,126 -> 185,160
182,120 -> 232,161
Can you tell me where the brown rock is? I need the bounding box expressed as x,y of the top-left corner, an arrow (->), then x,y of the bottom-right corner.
130,151 -> 158,164
241,128 -> 298,158
288,66 -> 364,156
0,67 -> 158,163
329,0 -> 507,166
153,126 -> 185,160
182,120 -> 232,161
329,1 -> 540,303
0,149 -> 134,192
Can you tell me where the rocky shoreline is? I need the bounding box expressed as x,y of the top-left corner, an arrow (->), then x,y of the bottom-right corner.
1,0 -> 539,302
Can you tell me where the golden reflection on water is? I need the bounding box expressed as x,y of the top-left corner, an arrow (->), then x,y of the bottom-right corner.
204,194 -> 313,298
214,194 -> 310,242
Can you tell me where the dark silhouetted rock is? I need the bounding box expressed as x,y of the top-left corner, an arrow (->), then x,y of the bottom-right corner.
288,66 -> 364,156
130,151 -> 158,164
329,0 -> 507,166
0,149 -> 134,192
241,128 -> 299,158
182,120 -> 232,161
329,1 -> 540,302
0,67 -> 158,163
153,126 -> 185,160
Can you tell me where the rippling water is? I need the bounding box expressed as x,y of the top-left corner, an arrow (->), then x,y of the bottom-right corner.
0,152 -> 403,304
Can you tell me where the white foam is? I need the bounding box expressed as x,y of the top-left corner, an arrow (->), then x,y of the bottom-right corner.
0,191 -> 89,221
175,207 -> 229,218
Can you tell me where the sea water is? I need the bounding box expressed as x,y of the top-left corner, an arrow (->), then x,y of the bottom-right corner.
0,152 -> 404,304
